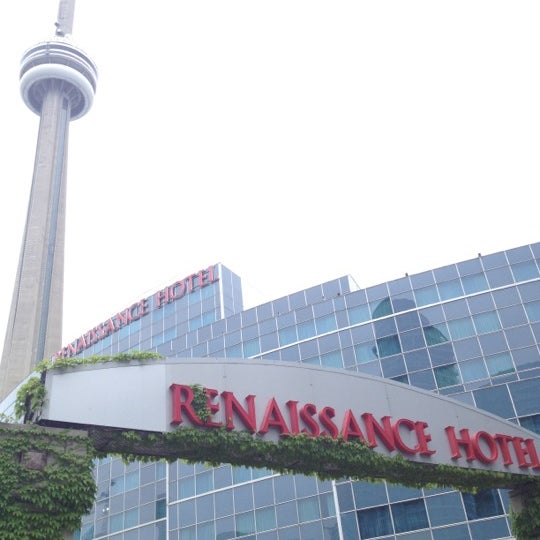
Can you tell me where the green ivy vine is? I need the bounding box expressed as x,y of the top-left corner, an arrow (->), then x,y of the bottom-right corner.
0,424 -> 96,540
7,352 -> 540,539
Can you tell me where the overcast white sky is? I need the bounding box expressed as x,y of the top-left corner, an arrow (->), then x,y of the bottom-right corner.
0,1 -> 538,345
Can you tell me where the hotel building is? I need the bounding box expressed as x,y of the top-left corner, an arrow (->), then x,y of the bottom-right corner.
67,242 -> 540,540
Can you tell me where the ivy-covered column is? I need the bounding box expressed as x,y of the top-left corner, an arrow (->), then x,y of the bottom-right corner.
509,482 -> 540,539
0,422 -> 96,540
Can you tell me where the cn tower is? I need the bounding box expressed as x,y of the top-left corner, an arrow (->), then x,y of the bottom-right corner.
0,0 -> 97,400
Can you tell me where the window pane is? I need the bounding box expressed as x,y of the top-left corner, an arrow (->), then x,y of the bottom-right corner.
462,490 -> 503,520
357,505 -> 393,539
376,335 -> 401,358
447,317 -> 475,340
434,364 -> 461,388
354,342 -> 377,364
298,496 -> 320,522
461,273 -> 488,294
460,358 -> 488,382
391,499 -> 429,533
473,312 -> 501,334
486,352 -> 514,377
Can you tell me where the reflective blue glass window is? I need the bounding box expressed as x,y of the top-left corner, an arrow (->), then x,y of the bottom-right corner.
388,276 -> 412,295
486,266 -> 514,288
438,279 -> 464,301
458,257 -> 483,275
485,352 -> 515,377
419,304 -> 446,325
232,488 -> 254,520
467,293 -> 495,315
256,507 -> 276,531
196,470 -> 213,494
297,320 -> 316,340
410,270 -> 435,287
370,298 -> 392,318
428,343 -> 455,367
345,290 -> 368,308
400,329 -> 426,351
350,324 -> 375,343
461,273 -> 489,295
354,342 -> 377,363
243,338 -> 261,357
315,314 -> 337,333
348,304 -> 371,325
511,260 -> 539,282
499,305 -> 528,328
519,281 -> 540,302
463,490 -> 504,520
512,346 -> 540,370
357,505 -> 392,538
352,481 -> 388,508
409,370 -> 437,390
447,317 -> 475,340
460,358 -> 488,382
278,327 -> 297,347
387,485 -> 422,502
469,517 -> 510,540
507,245 -> 533,263
276,501 -> 297,527
520,414 -> 540,434
405,349 -> 430,371
453,337 -> 481,361
253,480 -> 274,508
320,492 -> 336,518
318,333 -> 340,353
215,489 -> 234,518
426,492 -> 466,526
478,332 -> 507,355
336,483 -> 355,511
395,311 -> 421,331
381,355 -> 406,377
414,285 -> 439,306
235,511 -> 255,536
434,364 -> 461,388
274,475 -> 295,503
525,300 -> 540,322
505,325 -> 536,349
474,385 -> 514,418
298,496 -> 320,522
391,294 -> 416,314
320,351 -> 342,368
433,524 -> 471,540
279,525 -> 300,539
434,265 -> 459,282
366,283 -> 389,302
374,317 -> 397,338
472,312 -> 501,334
391,499 -> 429,533
423,324 -> 449,346
443,299 -> 470,319
376,335 -> 401,358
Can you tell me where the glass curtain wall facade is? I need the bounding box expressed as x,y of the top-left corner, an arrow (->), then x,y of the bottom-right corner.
74,244 -> 540,540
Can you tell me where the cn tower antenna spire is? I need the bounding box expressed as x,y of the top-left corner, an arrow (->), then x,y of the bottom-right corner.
55,0 -> 75,37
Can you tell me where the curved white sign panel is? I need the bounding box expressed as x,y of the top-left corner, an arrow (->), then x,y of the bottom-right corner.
42,358 -> 540,477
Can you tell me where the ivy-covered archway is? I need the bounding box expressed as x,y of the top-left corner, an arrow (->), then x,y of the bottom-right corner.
4,352 -> 540,540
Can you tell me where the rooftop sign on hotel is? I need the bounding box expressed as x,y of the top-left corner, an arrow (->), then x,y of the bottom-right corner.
53,266 -> 219,360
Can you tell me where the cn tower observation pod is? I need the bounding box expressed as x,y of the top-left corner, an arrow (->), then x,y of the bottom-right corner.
19,37 -> 97,120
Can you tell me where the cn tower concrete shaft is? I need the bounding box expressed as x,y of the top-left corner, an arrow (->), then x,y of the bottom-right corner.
0,0 -> 96,401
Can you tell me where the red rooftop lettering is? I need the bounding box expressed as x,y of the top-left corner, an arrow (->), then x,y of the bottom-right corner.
53,265 -> 219,360
155,266 -> 219,309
